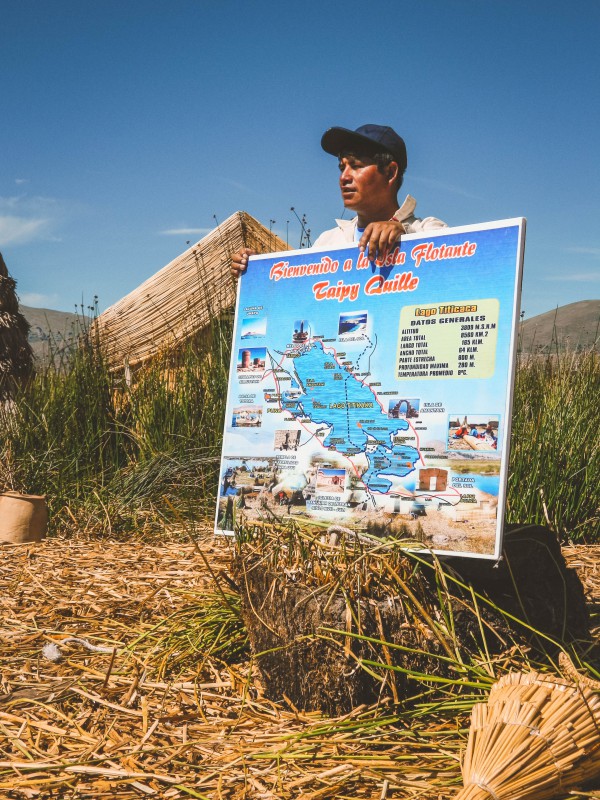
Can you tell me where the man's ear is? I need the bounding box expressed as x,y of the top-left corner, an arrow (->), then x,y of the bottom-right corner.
386,161 -> 399,187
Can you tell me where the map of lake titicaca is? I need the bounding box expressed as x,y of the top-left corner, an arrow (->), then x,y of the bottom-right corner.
285,340 -> 420,493
216,219 -> 526,559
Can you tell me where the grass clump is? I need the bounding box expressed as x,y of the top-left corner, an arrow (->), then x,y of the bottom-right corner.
0,310 -> 233,534
508,349 -> 599,541
126,589 -> 249,679
231,522 -> 585,714
0,308 -> 598,543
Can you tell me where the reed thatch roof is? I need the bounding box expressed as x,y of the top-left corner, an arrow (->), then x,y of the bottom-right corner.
95,211 -> 288,372
0,252 -> 34,399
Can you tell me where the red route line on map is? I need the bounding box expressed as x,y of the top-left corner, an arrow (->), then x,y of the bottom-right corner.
261,341 -> 426,492
265,350 -> 364,482
318,341 -> 427,470
415,485 -> 462,503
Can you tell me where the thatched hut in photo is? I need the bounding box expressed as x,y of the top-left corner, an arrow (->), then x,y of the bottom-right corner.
95,211 -> 288,374
0,252 -> 34,400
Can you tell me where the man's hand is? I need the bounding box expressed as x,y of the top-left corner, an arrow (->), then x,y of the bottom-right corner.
358,220 -> 404,264
231,248 -> 256,280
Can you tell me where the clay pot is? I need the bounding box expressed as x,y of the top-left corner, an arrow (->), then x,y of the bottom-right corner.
0,492 -> 48,543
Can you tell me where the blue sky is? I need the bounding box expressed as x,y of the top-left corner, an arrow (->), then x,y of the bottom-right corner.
1,0 -> 599,319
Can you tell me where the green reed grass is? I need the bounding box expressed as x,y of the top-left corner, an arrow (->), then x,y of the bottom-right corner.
125,589 -> 248,679
507,349 -> 599,541
0,309 -> 233,533
1,311 -> 597,541
233,522 -> 580,718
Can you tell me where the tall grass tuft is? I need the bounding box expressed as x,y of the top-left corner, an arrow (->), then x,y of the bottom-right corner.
0,309 -> 233,533
232,522 -> 576,716
0,314 -> 124,501
1,310 -> 597,541
508,349 -> 599,541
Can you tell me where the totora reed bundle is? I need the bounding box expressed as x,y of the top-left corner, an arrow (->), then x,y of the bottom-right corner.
455,667 -> 600,800
94,211 -> 287,372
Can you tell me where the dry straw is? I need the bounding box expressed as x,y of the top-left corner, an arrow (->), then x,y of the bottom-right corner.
2,532 -> 599,798
0,528 -> 463,798
456,667 -> 600,800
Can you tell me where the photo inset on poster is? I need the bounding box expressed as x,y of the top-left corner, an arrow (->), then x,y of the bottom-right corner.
274,429 -> 301,451
236,347 -> 266,376
292,320 -> 311,344
216,457 -> 313,532
220,465 -> 239,496
240,316 -> 267,339
388,397 -> 420,419
338,310 -> 368,336
448,414 -> 499,452
231,404 -> 262,428
316,467 -> 346,494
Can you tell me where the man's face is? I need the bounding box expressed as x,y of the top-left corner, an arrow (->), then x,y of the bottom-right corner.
338,153 -> 392,214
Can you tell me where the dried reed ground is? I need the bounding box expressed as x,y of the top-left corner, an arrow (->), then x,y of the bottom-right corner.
1,530 -> 599,800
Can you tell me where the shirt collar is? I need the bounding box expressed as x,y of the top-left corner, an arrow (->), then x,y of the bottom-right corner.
333,195 -> 417,239
395,194 -> 417,221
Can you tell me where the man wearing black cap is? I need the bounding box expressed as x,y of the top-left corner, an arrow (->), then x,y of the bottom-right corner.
314,124 -> 446,259
231,123 -> 445,277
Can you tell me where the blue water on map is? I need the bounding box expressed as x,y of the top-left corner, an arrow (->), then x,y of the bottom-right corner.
286,341 -> 420,492
453,474 -> 499,497
339,320 -> 365,334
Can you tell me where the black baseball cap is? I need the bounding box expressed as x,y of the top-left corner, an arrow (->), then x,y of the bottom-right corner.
321,124 -> 407,172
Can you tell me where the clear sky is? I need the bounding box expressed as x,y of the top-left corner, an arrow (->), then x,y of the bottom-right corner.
2,0 -> 599,319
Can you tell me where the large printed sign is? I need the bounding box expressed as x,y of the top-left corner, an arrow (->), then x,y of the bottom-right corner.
215,219 -> 526,559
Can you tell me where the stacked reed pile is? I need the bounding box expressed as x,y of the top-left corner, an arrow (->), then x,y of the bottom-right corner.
233,522 -> 589,714
94,211 -> 287,372
456,669 -> 600,800
0,251 -> 33,399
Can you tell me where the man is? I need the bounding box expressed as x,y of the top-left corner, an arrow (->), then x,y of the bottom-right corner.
231,123 -> 446,278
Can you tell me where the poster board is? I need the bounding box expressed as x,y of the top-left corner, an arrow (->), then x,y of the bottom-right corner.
215,218 -> 526,559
